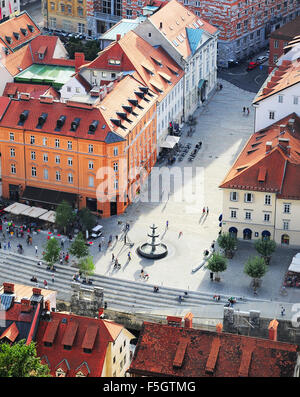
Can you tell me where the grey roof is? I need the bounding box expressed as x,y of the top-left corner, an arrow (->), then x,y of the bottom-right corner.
99,17 -> 146,41
105,131 -> 126,144
0,294 -> 14,311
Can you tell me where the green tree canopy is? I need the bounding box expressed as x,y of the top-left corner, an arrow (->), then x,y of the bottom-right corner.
0,340 -> 51,377
78,255 -> 95,282
43,237 -> 60,269
217,232 -> 237,258
65,38 -> 100,61
244,256 -> 268,291
69,232 -> 89,260
55,200 -> 75,234
206,253 -> 227,280
254,238 -> 276,264
78,207 -> 96,233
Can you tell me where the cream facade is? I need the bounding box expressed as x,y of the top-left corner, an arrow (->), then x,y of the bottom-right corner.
222,188 -> 300,247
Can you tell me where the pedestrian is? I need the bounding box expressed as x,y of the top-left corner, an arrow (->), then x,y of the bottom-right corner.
124,235 -> 127,245
281,306 -> 285,316
65,253 -> 69,263
115,235 -> 118,241
60,258 -> 63,265
210,272 -> 214,281
0,242 -> 1,249
247,107 -> 250,115
51,273 -> 55,283
243,106 -> 246,114
112,253 -> 115,262
206,207 -> 209,214
153,286 -> 159,293
43,280 -> 48,289
140,269 -> 144,279
128,252 -> 131,261
144,273 -> 149,281
166,220 -> 169,229
7,241 -> 11,250
3,243 -> 6,250
35,245 -> 38,256
178,295 -> 183,303
61,239 -> 64,249
98,242 -> 101,252
220,84 -> 223,90
203,207 -> 206,214
178,231 -> 183,238
199,141 -> 202,148
211,240 -> 215,251
38,261 -> 42,266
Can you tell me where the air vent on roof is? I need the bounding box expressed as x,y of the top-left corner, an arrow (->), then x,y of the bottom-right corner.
20,28 -> 28,36
13,32 -> 20,40
71,117 -> 80,131
37,113 -> 48,128
111,118 -> 121,127
116,112 -> 132,123
139,86 -> 149,94
122,105 -> 132,113
19,110 -> 29,125
3,47 -> 9,55
88,120 -> 99,134
54,115 -> 65,130
5,36 -> 12,44
27,24 -> 35,33
172,40 -> 179,47
135,91 -> 144,99
128,99 -> 138,107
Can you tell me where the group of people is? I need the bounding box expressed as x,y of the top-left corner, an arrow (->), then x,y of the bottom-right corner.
59,251 -> 69,265
243,107 -> 250,115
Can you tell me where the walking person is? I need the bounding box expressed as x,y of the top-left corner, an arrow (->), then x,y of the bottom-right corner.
35,245 -> 38,256
128,252 -> 131,261
203,207 -> 206,214
115,235 -> 118,242
243,106 -> 246,114
61,239 -> 64,249
166,220 -> 169,229
247,107 -> 250,115
281,306 -> 286,316
199,141 -> 202,148
51,273 -> 55,283
7,241 -> 11,250
43,280 -> 48,289
206,207 -> 209,215
210,272 -> 214,281
178,231 -> 183,238
98,242 -> 101,252
112,253 -> 115,262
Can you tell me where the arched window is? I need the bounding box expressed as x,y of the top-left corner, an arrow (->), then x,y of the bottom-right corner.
243,228 -> 252,240
281,234 -> 289,245
229,227 -> 238,238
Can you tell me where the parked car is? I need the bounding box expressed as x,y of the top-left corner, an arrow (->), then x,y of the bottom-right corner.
247,61 -> 259,71
228,59 -> 240,67
256,55 -> 268,64
90,225 -> 103,239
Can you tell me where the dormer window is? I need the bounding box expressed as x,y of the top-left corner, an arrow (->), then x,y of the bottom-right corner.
56,115 -> 66,130
44,341 -> 52,347
55,368 -> 66,377
37,113 -> 48,128
27,24 -> 35,33
70,118 -> 80,131
108,59 -> 121,65
63,345 -> 72,350
83,348 -> 92,354
13,32 -> 20,40
18,110 -> 29,126
20,28 -> 28,36
88,120 -> 98,134
5,36 -> 12,44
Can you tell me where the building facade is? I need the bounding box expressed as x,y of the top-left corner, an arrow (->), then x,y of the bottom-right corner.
122,0 -> 300,67
134,0 -> 218,120
0,0 -> 20,22
86,0 -> 123,38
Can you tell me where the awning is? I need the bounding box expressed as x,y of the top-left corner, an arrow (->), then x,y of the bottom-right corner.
22,186 -> 77,206
198,79 -> 207,90
39,210 -> 56,223
4,203 -> 30,215
160,135 -> 180,148
21,206 -> 48,218
288,256 -> 300,273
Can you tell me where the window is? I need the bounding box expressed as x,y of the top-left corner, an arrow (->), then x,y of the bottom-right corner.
120,346 -> 123,354
124,340 -> 126,347
273,54 -> 278,63
274,40 -> 279,49
278,95 -> 283,103
76,87 -> 80,93
43,137 -> 47,146
114,179 -> 118,189
230,191 -> 238,201
68,141 -> 72,150
31,151 -> 36,160
245,211 -> 252,220
77,7 -> 83,17
31,166 -> 37,177
264,213 -> 270,222
9,132 -> 14,141
43,153 -> 48,162
269,111 -> 275,120
113,146 -> 118,156
67,86 -> 71,92
44,168 -> 48,180
265,195 -> 271,205
68,173 -> 73,183
231,210 -> 237,218
293,96 -> 299,105
78,23 -> 85,33
283,221 -> 289,230
11,163 -> 16,174
61,3 -> 65,12
10,148 -> 15,157
56,171 -> 61,181
55,139 -> 60,148
113,356 -> 116,364
50,2 -> 55,9
244,193 -> 253,203
88,144 -> 93,153
284,203 -> 290,213
55,155 -> 60,164
88,161 -> 94,169
113,162 -> 118,172
68,5 -> 72,13
126,9 -> 132,18
68,158 -> 73,166
88,176 -> 94,187
30,135 -> 35,144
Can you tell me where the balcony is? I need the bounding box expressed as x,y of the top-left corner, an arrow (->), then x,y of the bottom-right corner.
93,12 -> 122,23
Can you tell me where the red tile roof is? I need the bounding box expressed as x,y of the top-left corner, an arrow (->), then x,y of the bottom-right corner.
0,322 -> 19,343
0,97 -> 11,120
36,312 -> 124,377
3,43 -> 33,76
0,11 -> 41,51
3,82 -> 60,99
128,321 -> 298,377
220,113 -> 300,199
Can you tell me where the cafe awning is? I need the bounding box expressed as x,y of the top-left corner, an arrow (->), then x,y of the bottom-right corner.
21,206 -> 48,218
4,203 -> 30,215
288,256 -> 300,273
198,79 -> 206,90
160,135 -> 180,148
39,210 -> 56,223
22,186 -> 77,206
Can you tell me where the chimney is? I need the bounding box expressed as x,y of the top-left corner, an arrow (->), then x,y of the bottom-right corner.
3,282 -> 14,294
75,52 -> 85,72
278,137 -> 290,148
167,316 -> 182,327
266,141 -> 272,152
116,34 -> 121,41
19,92 -> 30,101
216,323 -> 223,333
279,124 -> 285,133
39,95 -> 53,104
21,298 -> 31,313
268,319 -> 279,341
98,308 -> 104,318
45,300 -> 50,311
184,312 -> 193,328
32,287 -> 41,296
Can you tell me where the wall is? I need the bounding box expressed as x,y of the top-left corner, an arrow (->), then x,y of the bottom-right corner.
0,64 -> 14,95
274,198 -> 300,246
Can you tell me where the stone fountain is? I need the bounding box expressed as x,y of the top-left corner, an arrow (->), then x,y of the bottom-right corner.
137,224 -> 168,259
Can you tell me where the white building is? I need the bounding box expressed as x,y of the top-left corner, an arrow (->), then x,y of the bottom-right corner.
134,0 -> 218,121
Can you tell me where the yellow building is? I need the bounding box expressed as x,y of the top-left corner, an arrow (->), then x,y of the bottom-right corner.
42,0 -> 87,34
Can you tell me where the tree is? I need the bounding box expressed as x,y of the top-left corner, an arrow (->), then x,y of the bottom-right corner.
69,232 -> 89,261
254,238 -> 276,265
217,232 -> 237,258
43,237 -> 60,270
0,340 -> 51,377
244,256 -> 268,292
55,200 -> 75,234
206,253 -> 227,282
65,38 -> 100,61
78,255 -> 95,283
78,207 -> 96,234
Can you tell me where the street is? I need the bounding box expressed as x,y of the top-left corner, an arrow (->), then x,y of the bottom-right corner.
21,0 -> 43,28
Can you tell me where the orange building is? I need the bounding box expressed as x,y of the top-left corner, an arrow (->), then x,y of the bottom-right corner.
0,74 -> 157,217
